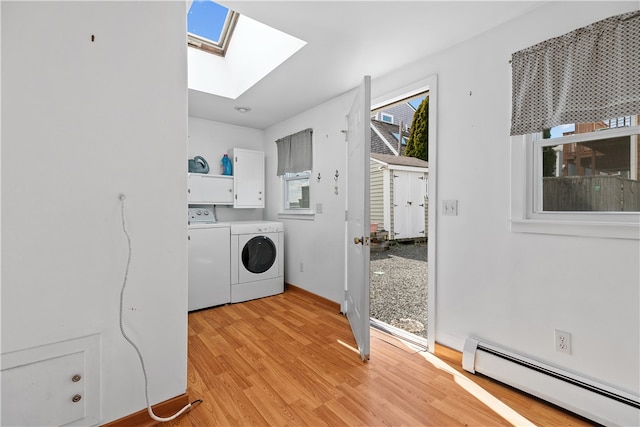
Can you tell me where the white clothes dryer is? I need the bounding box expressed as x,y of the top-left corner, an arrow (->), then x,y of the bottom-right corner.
230,221 -> 284,303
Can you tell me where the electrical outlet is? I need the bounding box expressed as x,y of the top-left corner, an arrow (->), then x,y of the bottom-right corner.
443,200 -> 458,216
300,262 -> 304,273
555,330 -> 571,354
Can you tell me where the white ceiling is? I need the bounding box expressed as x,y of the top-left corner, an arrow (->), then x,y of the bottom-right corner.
188,1 -> 544,130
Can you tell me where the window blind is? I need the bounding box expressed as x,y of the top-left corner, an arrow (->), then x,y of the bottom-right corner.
510,11 -> 640,136
276,128 -> 313,176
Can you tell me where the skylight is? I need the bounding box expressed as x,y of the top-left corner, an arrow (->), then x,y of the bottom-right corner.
187,0 -> 238,56
187,5 -> 307,100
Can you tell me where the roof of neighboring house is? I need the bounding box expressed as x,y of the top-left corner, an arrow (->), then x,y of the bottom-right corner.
370,119 -> 410,156
372,102 -> 416,129
371,153 -> 429,169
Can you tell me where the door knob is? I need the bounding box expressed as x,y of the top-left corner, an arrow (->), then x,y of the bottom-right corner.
353,236 -> 369,245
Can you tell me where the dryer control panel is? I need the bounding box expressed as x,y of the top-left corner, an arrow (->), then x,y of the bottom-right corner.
258,224 -> 281,233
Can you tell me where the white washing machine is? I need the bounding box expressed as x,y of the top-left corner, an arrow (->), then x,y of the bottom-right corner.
230,221 -> 284,303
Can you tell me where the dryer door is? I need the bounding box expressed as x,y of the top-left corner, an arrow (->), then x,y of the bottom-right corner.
238,233 -> 279,282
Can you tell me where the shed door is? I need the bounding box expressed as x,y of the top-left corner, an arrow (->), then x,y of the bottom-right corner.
393,171 -> 426,239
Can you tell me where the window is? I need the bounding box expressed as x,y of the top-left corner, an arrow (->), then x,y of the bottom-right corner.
537,117 -> 639,213
381,113 -> 393,124
391,132 -> 409,146
509,11 -> 639,239
283,171 -> 311,210
510,116 -> 640,239
276,128 -> 313,215
187,0 -> 238,56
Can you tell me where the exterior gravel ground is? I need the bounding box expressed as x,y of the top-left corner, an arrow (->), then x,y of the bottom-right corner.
370,241 -> 428,340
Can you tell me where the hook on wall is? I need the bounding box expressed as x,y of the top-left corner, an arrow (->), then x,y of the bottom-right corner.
317,173 -> 321,183
334,170 -> 339,181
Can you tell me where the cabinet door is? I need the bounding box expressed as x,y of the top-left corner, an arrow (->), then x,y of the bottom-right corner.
188,174 -> 234,205
232,149 -> 264,208
187,174 -> 202,203
201,175 -> 233,204
188,227 -> 231,310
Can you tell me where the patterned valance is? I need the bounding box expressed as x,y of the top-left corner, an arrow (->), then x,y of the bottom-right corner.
510,11 -> 640,136
276,128 -> 313,176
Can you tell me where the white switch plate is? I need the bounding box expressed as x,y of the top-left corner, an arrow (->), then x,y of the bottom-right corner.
316,203 -> 323,214
443,200 -> 458,216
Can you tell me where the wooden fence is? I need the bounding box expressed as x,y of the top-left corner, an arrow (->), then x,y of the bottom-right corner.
543,175 -> 640,212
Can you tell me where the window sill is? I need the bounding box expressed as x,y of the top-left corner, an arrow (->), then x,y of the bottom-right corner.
510,219 -> 639,240
278,211 -> 315,221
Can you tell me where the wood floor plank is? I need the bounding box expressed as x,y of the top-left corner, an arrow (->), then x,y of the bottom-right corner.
254,360 -> 328,408
242,375 -> 299,427
163,291 -> 595,427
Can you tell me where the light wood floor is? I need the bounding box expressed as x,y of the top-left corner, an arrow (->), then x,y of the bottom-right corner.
164,290 -> 594,427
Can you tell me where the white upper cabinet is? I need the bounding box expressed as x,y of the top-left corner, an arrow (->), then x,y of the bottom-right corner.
229,148 -> 264,208
188,173 -> 234,205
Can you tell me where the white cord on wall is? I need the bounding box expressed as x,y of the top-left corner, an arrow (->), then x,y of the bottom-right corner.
118,193 -> 200,422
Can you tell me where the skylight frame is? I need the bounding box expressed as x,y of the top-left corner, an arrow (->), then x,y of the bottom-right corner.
187,8 -> 239,57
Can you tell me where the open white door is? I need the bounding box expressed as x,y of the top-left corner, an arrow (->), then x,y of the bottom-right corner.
345,76 -> 371,361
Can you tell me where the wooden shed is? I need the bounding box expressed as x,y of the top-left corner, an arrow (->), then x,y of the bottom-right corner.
370,153 -> 429,241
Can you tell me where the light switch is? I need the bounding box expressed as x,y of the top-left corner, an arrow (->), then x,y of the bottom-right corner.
443,200 -> 458,216
316,203 -> 323,214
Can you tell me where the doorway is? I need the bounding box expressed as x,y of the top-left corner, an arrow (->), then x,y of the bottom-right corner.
368,81 -> 435,350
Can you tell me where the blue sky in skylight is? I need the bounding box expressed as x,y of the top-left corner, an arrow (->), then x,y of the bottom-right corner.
188,0 -> 229,44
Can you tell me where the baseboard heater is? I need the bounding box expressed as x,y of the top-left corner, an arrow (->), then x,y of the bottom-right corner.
462,338 -> 640,426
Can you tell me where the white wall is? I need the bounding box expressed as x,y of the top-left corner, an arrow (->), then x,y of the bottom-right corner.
188,116 -> 264,222
263,0 -> 639,399
263,93 -> 355,303
1,2 -> 188,424
372,1 -> 639,395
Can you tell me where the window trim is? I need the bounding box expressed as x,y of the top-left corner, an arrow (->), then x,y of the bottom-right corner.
510,127 -> 640,240
380,113 -> 394,124
187,10 -> 239,57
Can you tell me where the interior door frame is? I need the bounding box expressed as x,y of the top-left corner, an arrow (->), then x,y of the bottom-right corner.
370,74 -> 438,352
